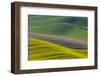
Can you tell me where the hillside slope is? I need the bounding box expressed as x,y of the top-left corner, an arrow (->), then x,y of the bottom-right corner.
28,38 -> 87,60
28,15 -> 88,41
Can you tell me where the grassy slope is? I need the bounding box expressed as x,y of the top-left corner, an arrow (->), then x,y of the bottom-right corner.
28,38 -> 87,60
28,15 -> 87,41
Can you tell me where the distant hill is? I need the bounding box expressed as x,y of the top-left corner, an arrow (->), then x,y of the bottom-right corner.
28,15 -> 88,41
63,17 -> 88,30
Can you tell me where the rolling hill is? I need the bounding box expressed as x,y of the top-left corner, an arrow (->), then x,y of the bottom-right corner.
28,15 -> 88,41
28,15 -> 88,60
28,38 -> 87,60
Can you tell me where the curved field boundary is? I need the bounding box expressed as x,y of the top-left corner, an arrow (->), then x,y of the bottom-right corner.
29,32 -> 87,50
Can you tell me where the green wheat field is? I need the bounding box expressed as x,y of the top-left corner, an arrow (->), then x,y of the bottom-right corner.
28,15 -> 88,61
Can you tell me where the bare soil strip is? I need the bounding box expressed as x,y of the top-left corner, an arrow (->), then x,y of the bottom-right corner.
29,32 -> 87,50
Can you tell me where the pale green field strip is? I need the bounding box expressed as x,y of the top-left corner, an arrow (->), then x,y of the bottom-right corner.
28,38 -> 88,61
